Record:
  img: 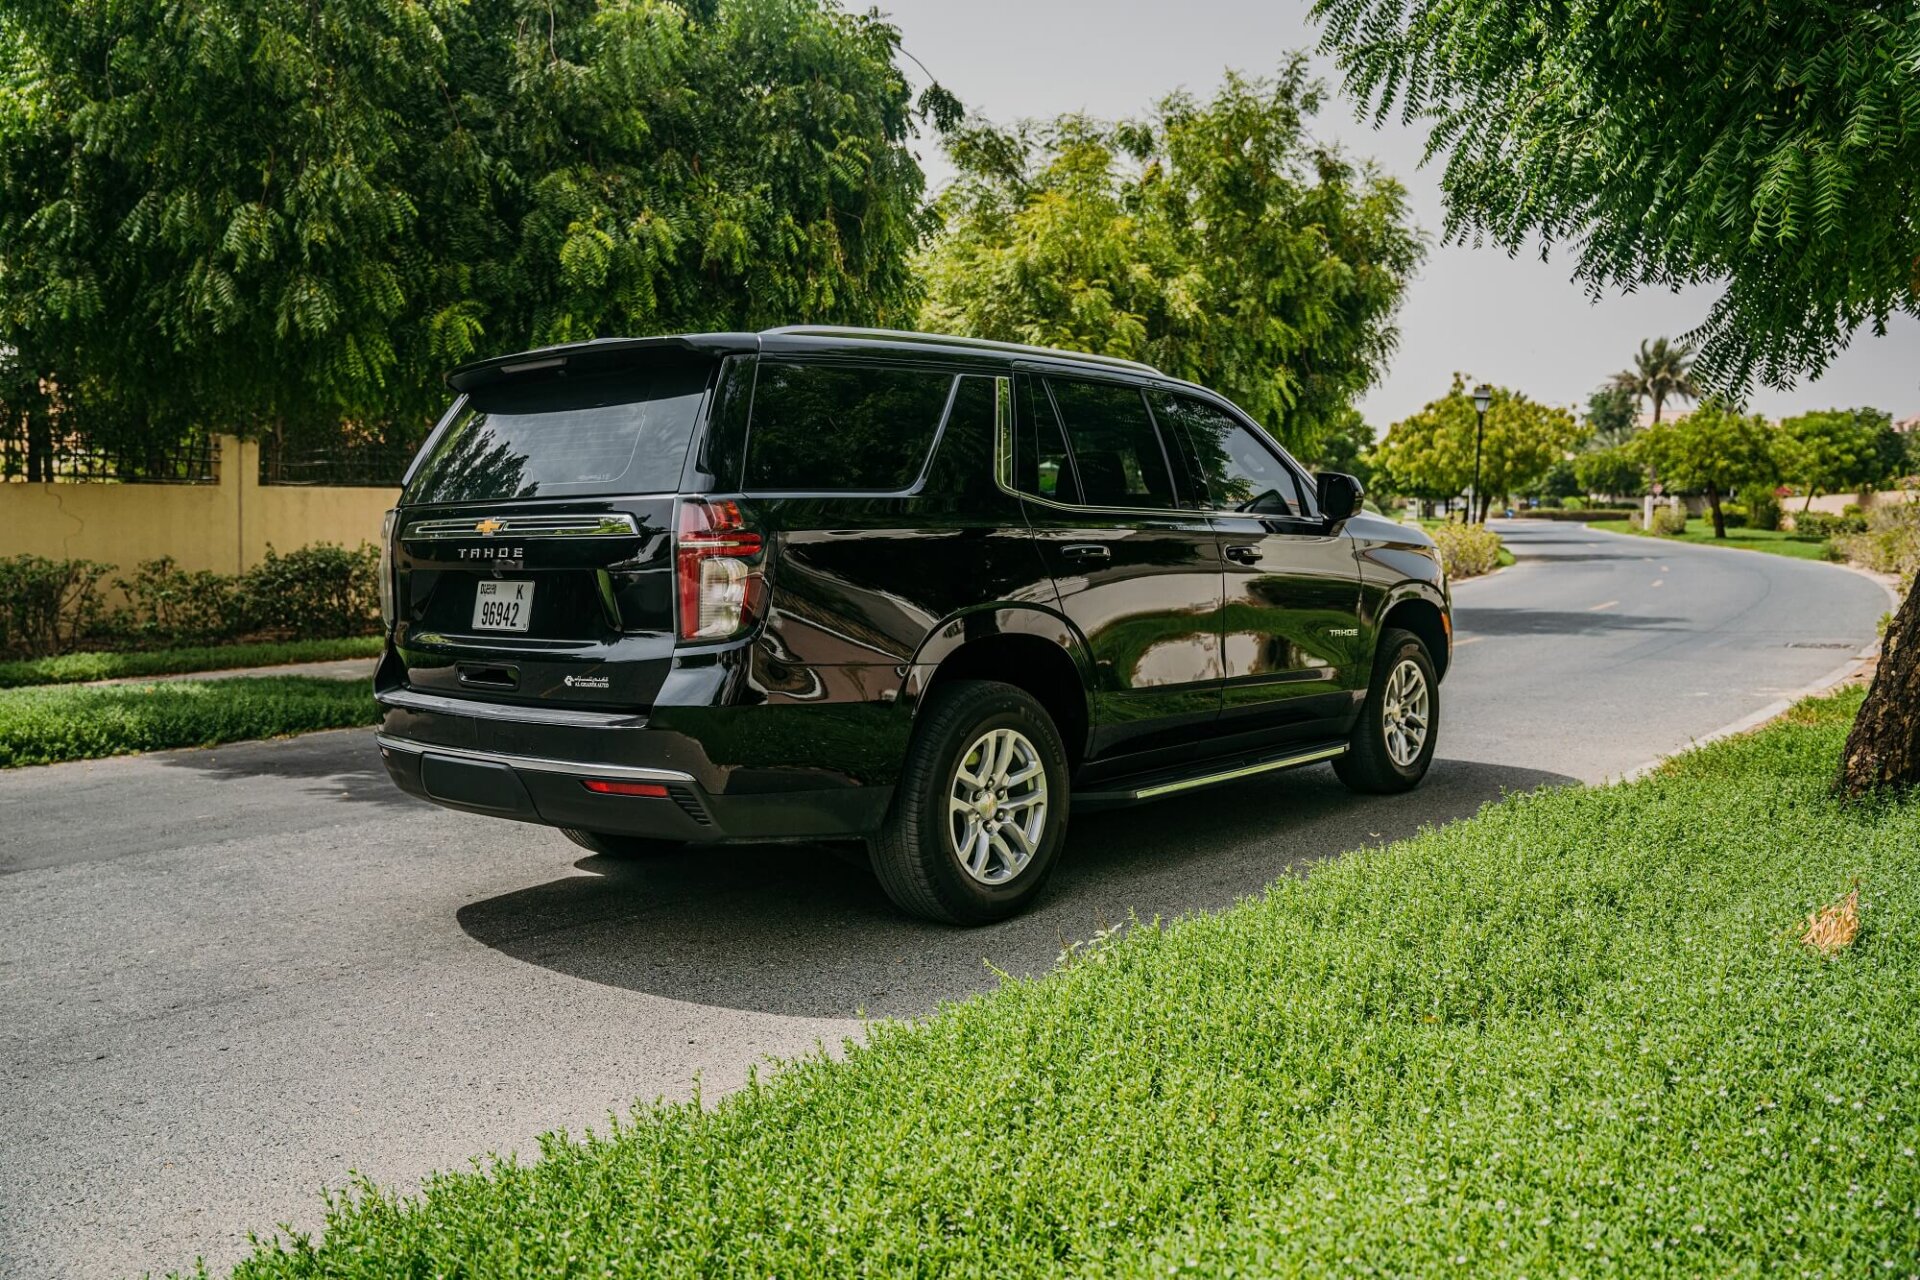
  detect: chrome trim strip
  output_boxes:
[403,513,642,540]
[376,686,647,728]
[1127,744,1347,801]
[376,733,695,784]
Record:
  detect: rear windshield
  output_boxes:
[406,364,711,504]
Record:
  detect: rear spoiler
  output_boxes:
[444,333,760,394]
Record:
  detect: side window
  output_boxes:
[1046,377,1180,510]
[1154,393,1307,517]
[920,374,1001,506]
[1012,374,1079,504]
[744,362,955,492]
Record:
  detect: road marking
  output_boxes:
[1661,565,1671,572]
[1651,579,1665,588]
[1589,599,1619,611]
[1454,635,1486,646]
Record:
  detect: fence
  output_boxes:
[0,435,399,579]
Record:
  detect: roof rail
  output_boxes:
[763,326,1163,376]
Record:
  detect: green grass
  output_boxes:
[0,676,377,768]
[210,687,1920,1278]
[1615,523,1837,561]
[0,636,382,689]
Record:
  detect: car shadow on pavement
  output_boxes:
[1454,607,1684,636]
[455,757,1577,1019]
[158,727,423,810]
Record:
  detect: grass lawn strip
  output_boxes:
[0,636,383,689]
[1612,523,1835,561]
[216,687,1919,1278]
[0,677,377,768]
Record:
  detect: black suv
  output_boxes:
[376,327,1451,923]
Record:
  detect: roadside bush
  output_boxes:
[114,557,249,647]
[1557,495,1588,510]
[1719,503,1750,529]
[1834,500,1920,592]
[1640,505,1688,536]
[1429,521,1503,577]
[1514,507,1631,522]
[1792,510,1868,537]
[242,543,381,639]
[0,556,112,659]
[1739,484,1783,531]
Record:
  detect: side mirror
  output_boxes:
[1315,471,1364,524]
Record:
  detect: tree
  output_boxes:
[0,0,932,457]
[1628,401,1781,539]
[1572,448,1645,500]
[1371,376,1584,521]
[1584,386,1638,450]
[1778,408,1905,511]
[1310,0,1920,795]
[919,62,1425,454]
[1298,406,1378,493]
[1609,338,1700,430]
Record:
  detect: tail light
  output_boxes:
[378,509,398,628]
[674,498,766,642]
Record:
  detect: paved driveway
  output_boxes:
[0,520,1890,1278]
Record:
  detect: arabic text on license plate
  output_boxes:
[472,579,533,632]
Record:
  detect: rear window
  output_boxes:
[744,362,955,492]
[406,364,711,504]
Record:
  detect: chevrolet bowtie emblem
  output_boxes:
[473,518,503,535]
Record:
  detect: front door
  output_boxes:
[1150,391,1363,743]
[1011,371,1224,757]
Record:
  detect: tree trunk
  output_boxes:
[1836,576,1920,796]
[1705,480,1727,537]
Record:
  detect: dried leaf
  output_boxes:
[1801,883,1860,956]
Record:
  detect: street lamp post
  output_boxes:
[1470,383,1493,523]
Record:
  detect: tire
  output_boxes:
[559,829,686,858]
[870,680,1071,925]
[1334,627,1439,795]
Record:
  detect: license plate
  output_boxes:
[471,579,534,632]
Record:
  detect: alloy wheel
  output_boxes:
[947,726,1048,885]
[1382,657,1430,767]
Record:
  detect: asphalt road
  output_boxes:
[0,521,1892,1279]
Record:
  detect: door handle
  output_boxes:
[1061,543,1111,561]
[1224,543,1263,564]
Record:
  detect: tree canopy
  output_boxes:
[918,62,1424,453]
[1628,400,1781,537]
[1312,0,1920,393]
[0,0,932,455]
[1370,375,1584,517]
[1777,408,1905,506]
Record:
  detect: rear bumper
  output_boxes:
[379,732,891,842]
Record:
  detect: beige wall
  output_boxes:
[0,435,398,577]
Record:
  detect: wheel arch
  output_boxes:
[906,604,1095,768]
[1377,584,1452,680]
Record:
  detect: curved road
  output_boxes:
[0,521,1890,1278]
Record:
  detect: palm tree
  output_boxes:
[1610,337,1700,428]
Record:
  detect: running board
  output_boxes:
[1076,742,1348,807]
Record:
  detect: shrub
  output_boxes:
[1834,500,1920,592]
[0,555,112,659]
[1739,484,1783,531]
[1718,503,1749,529]
[1429,521,1503,577]
[1643,505,1688,536]
[1557,495,1588,511]
[242,543,381,639]
[114,557,249,647]
[1792,510,1868,538]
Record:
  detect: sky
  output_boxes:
[876,0,1919,430]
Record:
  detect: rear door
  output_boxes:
[1012,370,1223,756]
[391,354,726,712]
[1151,390,1364,742]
